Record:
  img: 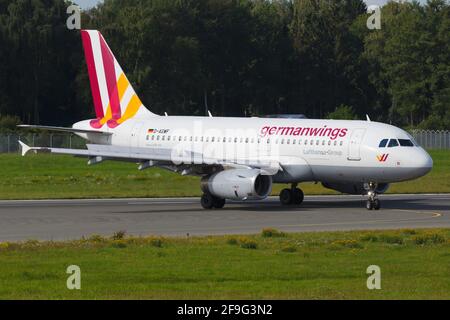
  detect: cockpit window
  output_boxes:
[398,139,414,147]
[388,139,399,148]
[406,133,419,147]
[379,139,388,148]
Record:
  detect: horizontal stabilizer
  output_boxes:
[18,141,176,163]
[18,125,112,136]
[19,141,33,156]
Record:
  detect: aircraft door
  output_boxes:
[347,128,366,161]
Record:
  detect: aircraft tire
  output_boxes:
[201,193,215,209]
[373,199,381,210]
[280,189,293,205]
[213,198,226,209]
[292,188,304,205]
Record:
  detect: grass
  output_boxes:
[0,149,448,200]
[0,229,448,299]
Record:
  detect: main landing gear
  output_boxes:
[279,184,304,206]
[201,193,226,209]
[365,182,381,211]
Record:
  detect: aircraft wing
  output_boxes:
[19,141,283,175]
[208,159,282,175]
[17,125,112,136]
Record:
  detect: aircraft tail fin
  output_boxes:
[81,30,158,129]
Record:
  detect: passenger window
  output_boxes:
[388,139,399,147]
[340,141,343,146]
[379,139,388,148]
[398,139,414,147]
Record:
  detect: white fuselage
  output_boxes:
[74,116,433,185]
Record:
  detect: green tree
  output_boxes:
[289,0,368,119]
[326,104,358,120]
[0,0,83,124]
[363,0,450,128]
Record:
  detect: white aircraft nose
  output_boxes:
[411,149,433,178]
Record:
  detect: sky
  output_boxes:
[74,0,102,10]
[74,0,427,10]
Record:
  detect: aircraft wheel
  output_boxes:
[201,193,214,209]
[366,200,374,211]
[373,199,381,210]
[280,189,293,205]
[213,198,226,209]
[292,188,304,205]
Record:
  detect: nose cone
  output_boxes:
[412,149,433,178]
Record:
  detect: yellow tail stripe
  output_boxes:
[117,73,129,100]
[99,73,130,124]
[117,94,143,124]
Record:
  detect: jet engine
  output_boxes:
[201,169,273,200]
[322,182,390,195]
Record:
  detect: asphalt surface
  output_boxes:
[0,194,449,241]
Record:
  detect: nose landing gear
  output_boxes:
[365,183,381,210]
[279,184,304,206]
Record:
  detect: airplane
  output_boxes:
[18,30,433,210]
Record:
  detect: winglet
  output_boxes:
[18,141,32,157]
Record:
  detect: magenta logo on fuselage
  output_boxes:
[260,126,348,140]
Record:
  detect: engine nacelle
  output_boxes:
[201,169,273,200]
[322,182,390,195]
